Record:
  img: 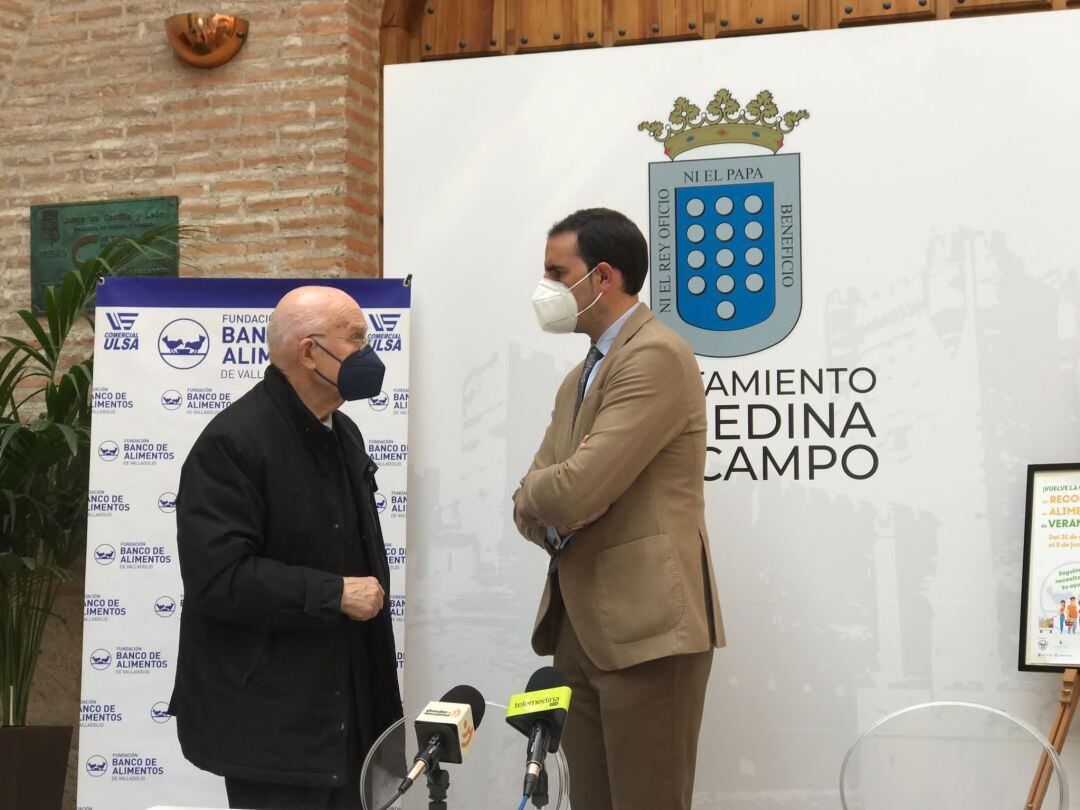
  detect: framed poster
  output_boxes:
[1020,464,1080,671]
[29,196,179,313]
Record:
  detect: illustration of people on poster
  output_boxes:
[1022,466,1080,669]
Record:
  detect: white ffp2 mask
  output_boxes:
[530,267,602,334]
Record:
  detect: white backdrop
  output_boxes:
[77,278,411,810]
[386,11,1080,807]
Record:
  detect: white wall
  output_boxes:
[387,12,1080,806]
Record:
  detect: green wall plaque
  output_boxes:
[29,196,179,313]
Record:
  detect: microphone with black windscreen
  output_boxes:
[505,666,572,798]
[374,684,486,810]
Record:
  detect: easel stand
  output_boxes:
[1026,668,1079,810]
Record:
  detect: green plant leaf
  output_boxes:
[43,286,62,349]
[0,220,194,727]
[0,422,26,460]
[0,336,49,369]
[53,423,79,456]
[0,550,36,575]
[16,311,56,366]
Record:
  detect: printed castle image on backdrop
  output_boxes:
[641,90,808,358]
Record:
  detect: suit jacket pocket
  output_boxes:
[594,533,684,644]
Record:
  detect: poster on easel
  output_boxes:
[1020,464,1080,671]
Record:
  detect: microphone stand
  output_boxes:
[530,769,549,808]
[425,761,449,810]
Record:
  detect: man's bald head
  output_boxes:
[267,286,363,370]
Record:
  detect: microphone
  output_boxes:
[395,685,486,796]
[505,666,572,798]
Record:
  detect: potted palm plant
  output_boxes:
[0,225,184,810]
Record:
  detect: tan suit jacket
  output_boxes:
[513,304,725,671]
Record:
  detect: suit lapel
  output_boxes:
[554,368,581,462]
[571,304,654,444]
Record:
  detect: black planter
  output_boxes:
[0,725,73,810]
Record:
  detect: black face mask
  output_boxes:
[310,339,386,401]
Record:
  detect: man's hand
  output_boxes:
[340,576,384,621]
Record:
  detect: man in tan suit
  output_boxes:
[513,208,724,810]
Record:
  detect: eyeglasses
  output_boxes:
[308,332,370,349]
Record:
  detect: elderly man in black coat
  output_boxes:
[169,285,403,809]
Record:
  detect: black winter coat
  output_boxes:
[168,364,402,786]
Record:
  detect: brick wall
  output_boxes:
[0,0,385,332]
[0,2,385,807]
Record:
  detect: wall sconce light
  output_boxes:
[166,13,249,69]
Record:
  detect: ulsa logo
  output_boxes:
[368,391,390,411]
[158,318,210,370]
[641,89,807,357]
[161,389,183,411]
[103,312,139,351]
[85,755,109,777]
[157,492,177,513]
[150,702,172,724]
[368,312,404,352]
[370,313,401,332]
[154,595,177,618]
[89,648,113,671]
[93,544,116,565]
[97,440,119,462]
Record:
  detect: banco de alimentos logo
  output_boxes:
[90,648,112,670]
[157,491,177,513]
[85,754,109,777]
[158,318,210,369]
[150,702,172,723]
[93,544,116,565]
[640,89,808,357]
[154,595,177,618]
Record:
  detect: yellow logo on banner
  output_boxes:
[505,686,572,717]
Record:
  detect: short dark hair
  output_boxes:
[548,208,648,295]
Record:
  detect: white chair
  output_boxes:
[840,701,1068,810]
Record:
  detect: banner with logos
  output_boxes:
[77,278,410,810]
[385,11,1080,803]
